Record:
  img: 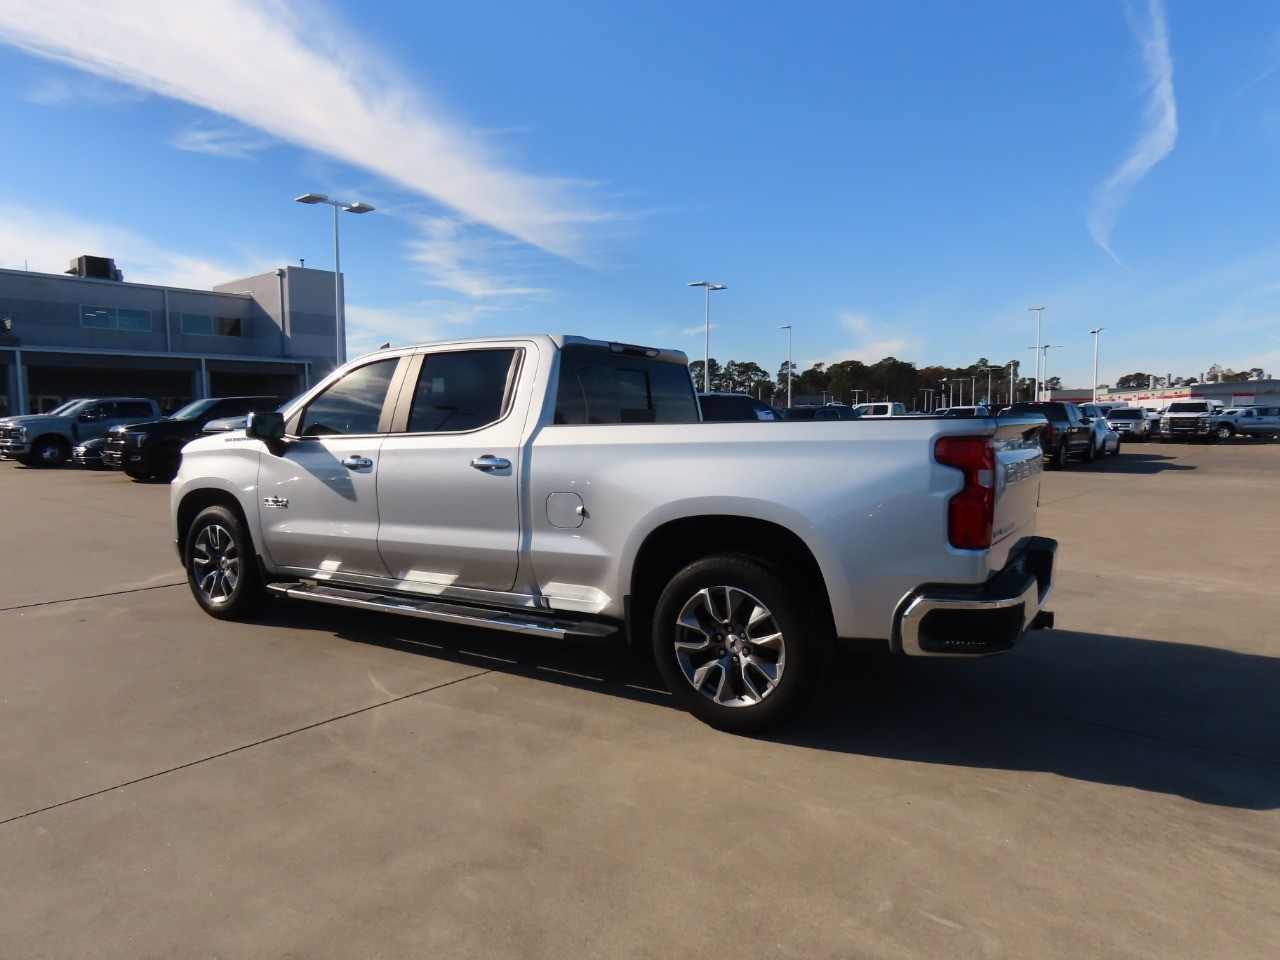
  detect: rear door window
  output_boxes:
[407,349,521,433]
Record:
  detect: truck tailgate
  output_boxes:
[989,417,1046,568]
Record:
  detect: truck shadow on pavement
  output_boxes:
[785,629,1280,810]
[1082,450,1197,474]
[263,603,1280,810]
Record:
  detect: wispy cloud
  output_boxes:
[344,301,504,359]
[0,0,607,262]
[1088,0,1178,262]
[0,203,269,289]
[834,310,915,363]
[403,216,548,299]
[23,72,145,106]
[171,121,275,160]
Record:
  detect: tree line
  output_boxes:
[689,356,1042,409]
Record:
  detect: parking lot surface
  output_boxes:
[2,441,1278,959]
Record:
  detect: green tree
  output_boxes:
[1115,372,1151,389]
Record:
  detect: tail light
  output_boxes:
[935,435,995,550]
[1041,423,1056,442]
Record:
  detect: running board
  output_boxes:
[266,580,619,641]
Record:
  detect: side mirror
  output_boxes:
[246,410,285,441]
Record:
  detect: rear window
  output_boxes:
[1002,402,1065,418]
[554,346,698,425]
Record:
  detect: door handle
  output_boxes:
[470,455,511,471]
[341,456,374,470]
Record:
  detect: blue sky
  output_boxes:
[1,0,1278,390]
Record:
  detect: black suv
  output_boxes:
[998,400,1092,469]
[105,396,281,481]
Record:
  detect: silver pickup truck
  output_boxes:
[171,335,1056,733]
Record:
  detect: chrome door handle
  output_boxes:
[470,455,511,471]
[341,456,373,470]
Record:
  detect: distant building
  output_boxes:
[0,256,343,415]
[1046,380,1280,409]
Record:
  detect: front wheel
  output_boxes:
[1110,438,1122,457]
[652,555,829,734]
[185,505,268,620]
[32,436,70,468]
[1083,436,1097,463]
[1213,424,1233,441]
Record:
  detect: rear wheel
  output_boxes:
[185,505,268,620]
[1083,435,1097,463]
[1110,437,1122,457]
[124,469,150,480]
[652,555,829,734]
[1048,443,1068,470]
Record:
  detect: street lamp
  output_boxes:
[295,192,376,367]
[778,324,792,408]
[940,377,949,409]
[1090,326,1106,402]
[688,280,727,392]
[1039,344,1062,398]
[1008,359,1017,402]
[1027,306,1044,400]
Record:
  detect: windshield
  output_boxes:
[45,400,86,416]
[1108,410,1142,420]
[169,399,219,421]
[1167,402,1209,413]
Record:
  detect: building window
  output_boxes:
[181,314,243,337]
[80,306,152,332]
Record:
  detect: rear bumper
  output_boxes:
[894,536,1057,657]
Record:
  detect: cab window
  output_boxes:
[297,358,399,437]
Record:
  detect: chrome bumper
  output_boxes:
[895,537,1057,657]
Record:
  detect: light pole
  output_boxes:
[1040,345,1062,399]
[296,193,375,367]
[920,388,934,411]
[1027,306,1044,400]
[940,378,949,409]
[1090,326,1106,402]
[1008,360,1017,402]
[778,324,792,408]
[688,281,727,392]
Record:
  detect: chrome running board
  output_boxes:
[266,580,619,641]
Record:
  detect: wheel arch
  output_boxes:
[626,515,834,647]
[175,488,254,562]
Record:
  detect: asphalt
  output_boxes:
[1,438,1278,959]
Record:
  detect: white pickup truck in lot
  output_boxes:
[171,335,1056,733]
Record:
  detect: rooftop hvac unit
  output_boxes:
[66,255,124,281]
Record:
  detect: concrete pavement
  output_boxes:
[1,441,1277,959]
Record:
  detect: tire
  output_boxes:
[31,435,70,468]
[154,444,183,482]
[124,469,150,481]
[1083,436,1097,463]
[652,555,829,734]
[185,505,268,620]
[1110,438,1122,457]
[1048,443,1068,470]
[1213,424,1233,441]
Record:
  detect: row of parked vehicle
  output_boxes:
[696,391,1278,472]
[0,395,281,480]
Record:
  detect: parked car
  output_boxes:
[1218,405,1280,439]
[1104,407,1151,441]
[71,436,110,470]
[697,393,782,422]
[782,404,859,421]
[0,398,162,467]
[171,334,1057,734]
[935,406,990,418]
[1159,399,1228,443]
[850,401,907,417]
[1086,417,1122,458]
[105,396,282,481]
[998,401,1093,469]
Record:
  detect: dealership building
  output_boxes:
[0,256,344,416]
